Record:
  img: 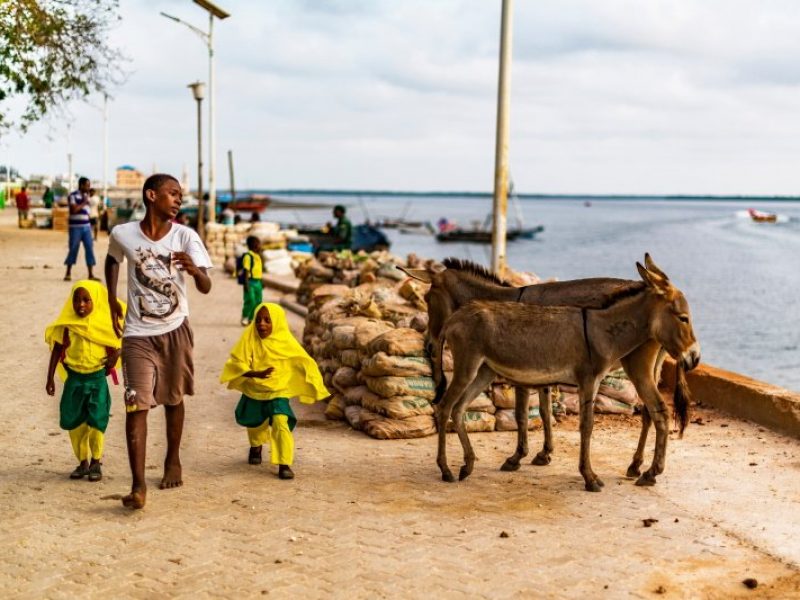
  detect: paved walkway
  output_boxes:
[1,211,799,599]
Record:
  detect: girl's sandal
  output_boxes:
[87,463,103,482]
[70,464,88,479]
[248,447,262,465]
[278,465,295,480]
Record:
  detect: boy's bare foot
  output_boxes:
[278,465,295,480]
[248,446,263,465]
[122,488,146,509]
[159,460,183,489]
[70,461,89,479]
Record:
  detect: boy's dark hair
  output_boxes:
[78,177,90,186]
[246,235,260,249]
[334,204,346,214]
[142,173,179,203]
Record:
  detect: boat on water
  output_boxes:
[748,208,777,223]
[295,224,391,254]
[436,225,544,243]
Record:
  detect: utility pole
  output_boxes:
[161,1,230,228]
[102,94,109,207]
[188,82,205,240]
[227,149,236,204]
[491,0,513,276]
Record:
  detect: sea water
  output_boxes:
[258,194,800,392]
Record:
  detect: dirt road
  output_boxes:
[1,210,798,599]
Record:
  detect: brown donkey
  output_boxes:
[434,258,700,491]
[400,256,669,478]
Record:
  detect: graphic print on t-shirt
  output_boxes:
[133,247,179,320]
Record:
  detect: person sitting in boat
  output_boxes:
[437,217,458,234]
[329,205,352,250]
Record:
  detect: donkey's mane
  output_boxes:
[441,258,513,287]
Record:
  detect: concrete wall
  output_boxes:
[661,361,800,439]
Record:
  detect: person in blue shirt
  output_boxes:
[64,177,99,282]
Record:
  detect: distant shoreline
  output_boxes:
[248,189,800,202]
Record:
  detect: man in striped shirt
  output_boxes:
[64,177,99,281]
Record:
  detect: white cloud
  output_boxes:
[7,0,800,194]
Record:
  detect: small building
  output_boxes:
[116,165,145,190]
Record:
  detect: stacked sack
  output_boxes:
[208,221,301,270]
[294,250,433,306]
[357,328,437,439]
[298,254,441,439]
[558,369,640,415]
[491,384,563,431]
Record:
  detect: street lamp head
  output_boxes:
[193,0,230,19]
[188,81,206,101]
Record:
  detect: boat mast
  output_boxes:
[491,0,513,276]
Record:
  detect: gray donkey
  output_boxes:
[400,255,671,479]
[433,257,700,492]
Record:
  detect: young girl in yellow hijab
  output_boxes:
[220,302,329,479]
[45,280,125,481]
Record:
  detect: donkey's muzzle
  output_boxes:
[681,346,701,371]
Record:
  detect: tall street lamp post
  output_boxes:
[188,81,205,240]
[161,0,229,229]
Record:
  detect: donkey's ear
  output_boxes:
[397,266,433,283]
[644,253,669,281]
[636,262,669,296]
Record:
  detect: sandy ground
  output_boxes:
[1,208,799,599]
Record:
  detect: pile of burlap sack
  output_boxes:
[296,251,642,439]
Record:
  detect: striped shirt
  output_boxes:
[67,190,90,227]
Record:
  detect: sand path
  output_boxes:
[1,209,798,599]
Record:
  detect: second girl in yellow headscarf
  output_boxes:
[220,302,329,479]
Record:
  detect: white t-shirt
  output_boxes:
[108,221,213,337]
[88,194,101,219]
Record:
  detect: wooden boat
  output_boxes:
[748,208,777,223]
[436,225,543,243]
[221,193,272,213]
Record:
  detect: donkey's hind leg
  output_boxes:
[501,387,530,471]
[532,387,554,466]
[454,365,497,481]
[626,405,651,478]
[435,360,485,483]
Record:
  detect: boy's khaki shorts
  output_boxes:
[122,319,194,412]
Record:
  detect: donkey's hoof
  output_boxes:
[595,478,605,488]
[441,471,456,483]
[531,453,551,466]
[500,459,521,472]
[626,464,642,478]
[584,480,603,493]
[635,472,657,487]
[458,465,473,481]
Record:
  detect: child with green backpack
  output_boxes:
[238,236,263,326]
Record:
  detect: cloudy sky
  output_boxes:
[7,0,800,195]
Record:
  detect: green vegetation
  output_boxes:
[0,0,124,131]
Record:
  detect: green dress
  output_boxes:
[234,396,297,431]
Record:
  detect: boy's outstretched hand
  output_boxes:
[248,367,274,379]
[109,297,124,338]
[105,349,121,371]
[172,251,211,293]
[172,251,200,276]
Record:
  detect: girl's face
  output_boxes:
[72,287,94,318]
[255,307,273,339]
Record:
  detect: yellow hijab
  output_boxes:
[220,302,329,403]
[45,280,126,379]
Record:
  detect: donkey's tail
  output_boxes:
[432,333,448,405]
[673,364,692,438]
